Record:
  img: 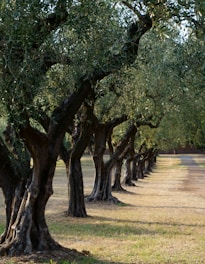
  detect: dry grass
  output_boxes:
[1,154,205,263]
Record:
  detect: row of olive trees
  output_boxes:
[84,27,205,202]
[0,0,204,257]
[0,0,153,255]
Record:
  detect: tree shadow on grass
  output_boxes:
[49,213,205,242]
[0,248,121,264]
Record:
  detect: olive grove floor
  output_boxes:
[0,154,205,263]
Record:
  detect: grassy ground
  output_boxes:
[0,154,205,263]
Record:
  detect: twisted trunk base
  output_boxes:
[112,159,126,192]
[67,157,87,217]
[0,178,63,256]
[86,162,121,204]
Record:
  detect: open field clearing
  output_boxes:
[0,154,205,263]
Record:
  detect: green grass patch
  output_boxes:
[45,256,106,264]
[0,224,5,234]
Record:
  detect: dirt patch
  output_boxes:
[178,155,205,197]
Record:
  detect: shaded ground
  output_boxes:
[179,155,205,197]
[0,154,205,263]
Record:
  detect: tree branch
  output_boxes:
[136,114,164,128]
[122,1,144,19]
[107,115,128,132]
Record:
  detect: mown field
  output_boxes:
[0,154,205,263]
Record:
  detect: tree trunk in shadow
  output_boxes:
[86,117,128,203]
[112,159,126,191]
[0,145,63,256]
[0,136,26,244]
[137,158,146,179]
[144,148,157,175]
[67,104,94,217]
[85,124,119,203]
[123,157,136,186]
[131,154,141,181]
[122,125,137,186]
[87,124,137,202]
[68,156,87,217]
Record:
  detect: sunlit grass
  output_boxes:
[48,214,205,263]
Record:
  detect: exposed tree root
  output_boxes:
[85,194,123,204]
[124,181,136,186]
[0,235,64,257]
[112,184,127,192]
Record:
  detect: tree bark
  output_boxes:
[123,126,137,186]
[144,148,157,175]
[123,156,136,186]
[112,158,126,191]
[131,154,140,181]
[68,156,87,217]
[137,156,146,179]
[0,138,22,243]
[0,126,62,255]
[67,104,94,217]
[85,124,108,201]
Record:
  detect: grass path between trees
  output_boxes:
[0,154,205,263]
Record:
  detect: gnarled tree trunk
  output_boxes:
[123,128,137,186]
[144,148,157,175]
[112,143,130,191]
[131,154,141,181]
[112,158,126,191]
[68,104,94,217]
[0,128,62,256]
[86,124,113,201]
[123,156,136,186]
[0,75,93,255]
[86,115,127,203]
[0,137,24,244]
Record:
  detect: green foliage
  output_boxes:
[0,0,204,156]
[63,1,124,77]
[0,2,201,118]
[0,0,125,125]
[0,1,48,123]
